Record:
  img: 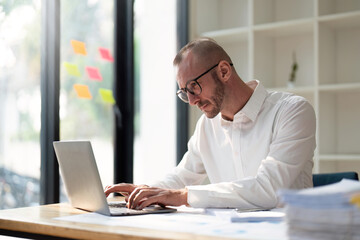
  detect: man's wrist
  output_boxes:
[182,188,189,206]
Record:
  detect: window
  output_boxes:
[133,0,177,184]
[0,0,183,208]
[60,0,115,200]
[0,1,41,209]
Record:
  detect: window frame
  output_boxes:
[40,0,60,204]
[176,0,189,164]
[113,0,134,184]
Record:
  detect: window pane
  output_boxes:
[133,0,177,184]
[60,0,114,201]
[0,1,41,209]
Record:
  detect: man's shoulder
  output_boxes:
[263,91,315,121]
[265,91,315,124]
[267,91,310,108]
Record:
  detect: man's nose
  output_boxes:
[187,93,200,106]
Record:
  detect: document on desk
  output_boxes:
[205,208,285,223]
[230,209,285,223]
[55,207,287,239]
[278,179,360,240]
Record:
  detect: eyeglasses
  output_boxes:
[176,62,233,103]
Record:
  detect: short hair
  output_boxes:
[173,37,232,66]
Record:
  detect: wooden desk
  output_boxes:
[0,202,228,240]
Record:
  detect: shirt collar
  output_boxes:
[239,80,267,122]
[221,80,268,125]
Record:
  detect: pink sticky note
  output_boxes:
[85,66,103,81]
[98,47,114,62]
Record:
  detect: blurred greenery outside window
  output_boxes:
[60,0,115,201]
[0,0,115,208]
[133,0,177,184]
[0,1,41,209]
[0,0,178,209]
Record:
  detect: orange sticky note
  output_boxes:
[71,40,87,55]
[73,84,92,99]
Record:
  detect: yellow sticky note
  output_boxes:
[64,62,81,77]
[73,84,92,99]
[71,40,87,55]
[350,193,360,208]
[99,88,115,104]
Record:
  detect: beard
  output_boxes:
[198,73,225,119]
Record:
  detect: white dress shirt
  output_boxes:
[152,80,316,209]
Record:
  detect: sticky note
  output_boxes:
[73,84,92,99]
[63,62,81,77]
[99,88,116,104]
[71,40,87,55]
[350,193,360,208]
[98,47,114,62]
[85,66,103,81]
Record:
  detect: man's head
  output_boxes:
[174,38,234,119]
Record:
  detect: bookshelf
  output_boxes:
[189,0,360,173]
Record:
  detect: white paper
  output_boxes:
[279,179,360,208]
[55,210,287,239]
[231,209,285,222]
[278,179,360,240]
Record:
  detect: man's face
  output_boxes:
[177,60,225,119]
[194,72,225,118]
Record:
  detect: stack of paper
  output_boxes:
[278,179,360,240]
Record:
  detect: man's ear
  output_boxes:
[217,60,232,82]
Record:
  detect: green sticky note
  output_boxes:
[64,62,81,77]
[99,88,115,104]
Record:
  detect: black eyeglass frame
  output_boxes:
[176,62,233,103]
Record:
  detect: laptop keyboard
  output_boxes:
[108,202,127,208]
[107,201,177,216]
[109,206,144,215]
[108,201,144,215]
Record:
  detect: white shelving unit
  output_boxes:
[189,0,360,173]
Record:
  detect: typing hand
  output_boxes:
[104,183,148,202]
[104,183,135,200]
[127,187,188,210]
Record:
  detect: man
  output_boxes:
[105,37,316,210]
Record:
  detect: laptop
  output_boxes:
[53,140,176,216]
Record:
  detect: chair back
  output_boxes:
[313,171,359,187]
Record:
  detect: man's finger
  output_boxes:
[137,195,163,209]
[128,187,155,209]
[104,183,135,197]
[127,187,142,209]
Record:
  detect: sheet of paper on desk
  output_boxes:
[205,208,285,222]
[231,210,285,222]
[55,208,287,239]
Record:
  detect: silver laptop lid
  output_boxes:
[53,140,111,216]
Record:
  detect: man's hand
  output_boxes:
[104,183,147,201]
[127,187,188,210]
[104,184,188,209]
